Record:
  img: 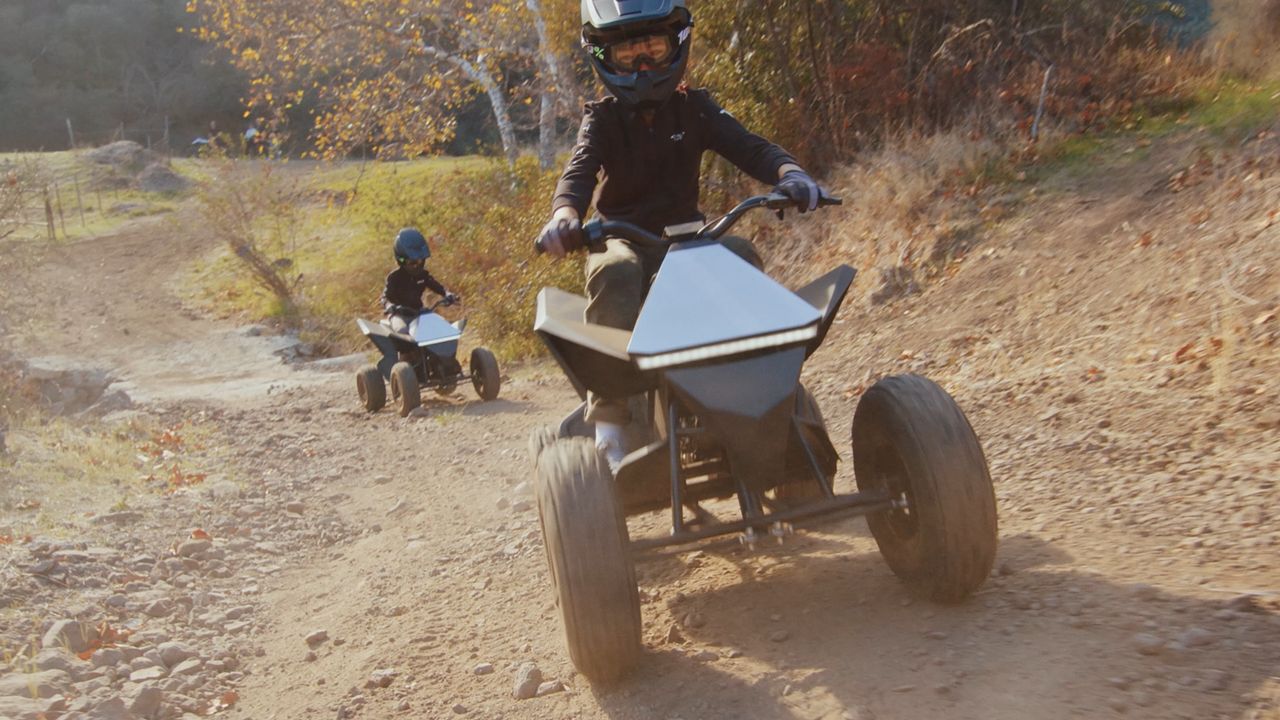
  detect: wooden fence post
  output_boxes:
[67,118,76,149]
[44,188,56,242]
[53,180,67,239]
[74,173,86,227]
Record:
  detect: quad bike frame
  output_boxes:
[530,194,998,684]
[355,299,501,415]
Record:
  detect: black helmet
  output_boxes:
[393,228,430,264]
[581,0,692,109]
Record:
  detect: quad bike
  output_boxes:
[354,298,501,416]
[528,193,998,683]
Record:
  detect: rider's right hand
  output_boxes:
[537,211,583,258]
[773,168,822,213]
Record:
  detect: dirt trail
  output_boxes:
[1,130,1277,720]
[5,214,335,404]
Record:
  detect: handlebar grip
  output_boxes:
[819,195,842,207]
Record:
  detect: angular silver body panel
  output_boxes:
[626,242,822,357]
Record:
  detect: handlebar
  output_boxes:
[534,192,841,255]
[424,297,459,313]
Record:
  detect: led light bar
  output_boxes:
[634,325,818,370]
[422,334,462,346]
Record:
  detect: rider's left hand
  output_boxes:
[773,168,822,213]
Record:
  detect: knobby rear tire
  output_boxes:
[471,347,501,402]
[852,374,997,602]
[356,365,386,413]
[390,361,420,417]
[535,438,641,683]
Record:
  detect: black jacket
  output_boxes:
[553,88,797,235]
[382,266,447,316]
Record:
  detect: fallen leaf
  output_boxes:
[1137,231,1154,247]
[191,528,212,541]
[205,690,239,713]
[0,535,12,545]
[1173,341,1197,363]
[1188,208,1212,225]
[102,621,128,643]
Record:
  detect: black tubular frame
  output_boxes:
[636,387,899,555]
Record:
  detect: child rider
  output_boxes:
[536,0,829,470]
[382,228,458,334]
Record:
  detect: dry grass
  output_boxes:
[0,150,190,243]
[1207,0,1280,75]
[0,415,216,541]
[760,127,1005,304]
[188,156,582,359]
[753,73,1279,334]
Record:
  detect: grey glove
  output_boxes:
[537,215,583,258]
[774,169,821,213]
[444,292,460,305]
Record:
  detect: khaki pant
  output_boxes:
[584,235,762,424]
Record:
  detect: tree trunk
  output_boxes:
[537,93,556,170]
[422,44,519,166]
[526,0,565,170]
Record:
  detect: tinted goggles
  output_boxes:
[603,32,678,72]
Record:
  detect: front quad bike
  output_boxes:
[529,193,998,683]
[354,299,501,416]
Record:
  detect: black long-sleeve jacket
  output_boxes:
[382,267,447,316]
[552,88,797,235]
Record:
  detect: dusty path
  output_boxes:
[1,130,1277,720]
[6,214,333,404]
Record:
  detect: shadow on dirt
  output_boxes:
[592,645,812,719]
[402,397,533,419]
[594,529,1277,720]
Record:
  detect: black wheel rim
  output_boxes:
[871,438,918,539]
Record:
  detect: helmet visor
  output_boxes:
[604,32,676,72]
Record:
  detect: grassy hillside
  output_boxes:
[182,72,1278,364]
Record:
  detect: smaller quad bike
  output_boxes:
[529,192,998,684]
[354,298,501,416]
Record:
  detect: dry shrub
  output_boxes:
[694,0,1208,168]
[0,159,46,241]
[299,158,581,359]
[1207,0,1280,74]
[763,128,1003,304]
[194,161,306,324]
